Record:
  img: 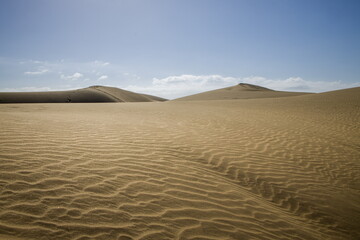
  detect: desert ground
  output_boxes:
[0,85,359,240]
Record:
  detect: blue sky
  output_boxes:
[0,0,359,98]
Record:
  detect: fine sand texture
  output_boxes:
[0,87,359,240]
[174,83,311,101]
[0,86,167,103]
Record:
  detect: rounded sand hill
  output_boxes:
[174,83,311,101]
[0,86,167,103]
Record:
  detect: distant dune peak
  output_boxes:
[88,85,103,88]
[238,83,272,91]
[174,83,311,101]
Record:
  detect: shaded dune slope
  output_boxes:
[174,83,311,101]
[0,87,359,240]
[0,86,167,103]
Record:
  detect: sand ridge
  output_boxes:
[174,83,311,101]
[0,86,167,103]
[0,87,359,240]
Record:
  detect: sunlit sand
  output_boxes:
[0,85,359,240]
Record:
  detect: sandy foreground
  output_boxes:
[0,88,359,240]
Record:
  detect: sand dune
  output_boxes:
[0,86,167,103]
[0,86,359,240]
[174,83,311,101]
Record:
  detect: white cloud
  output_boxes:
[98,75,108,80]
[241,76,360,92]
[152,74,237,85]
[61,72,83,81]
[0,85,77,92]
[24,69,49,75]
[125,75,237,99]
[20,60,47,64]
[124,74,360,99]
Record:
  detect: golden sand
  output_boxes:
[0,87,359,240]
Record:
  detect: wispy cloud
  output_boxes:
[1,57,132,90]
[93,60,110,66]
[0,86,53,92]
[124,74,360,99]
[61,72,84,81]
[98,75,108,80]
[24,69,49,75]
[240,76,360,92]
[20,60,47,65]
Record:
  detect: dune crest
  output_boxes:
[0,86,167,103]
[174,83,311,101]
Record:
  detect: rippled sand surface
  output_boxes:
[0,88,359,240]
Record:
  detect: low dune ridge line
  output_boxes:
[0,83,312,103]
[0,85,167,103]
[174,83,312,101]
[0,85,359,240]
